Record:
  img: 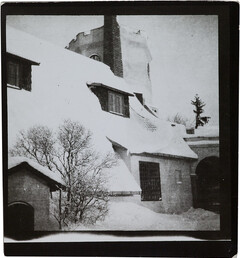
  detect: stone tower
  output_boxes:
[67,15,153,104]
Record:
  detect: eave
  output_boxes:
[7,52,40,66]
[87,82,134,96]
[130,152,198,161]
[8,162,65,191]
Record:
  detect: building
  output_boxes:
[7,157,65,237]
[67,16,153,107]
[6,24,198,225]
[184,126,220,212]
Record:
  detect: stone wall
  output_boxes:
[67,26,104,61]
[187,143,219,208]
[130,154,193,214]
[67,16,152,104]
[8,168,58,230]
[188,144,219,175]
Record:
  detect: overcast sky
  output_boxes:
[7,15,218,126]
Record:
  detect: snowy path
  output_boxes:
[73,202,220,231]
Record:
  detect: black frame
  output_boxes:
[1,1,238,257]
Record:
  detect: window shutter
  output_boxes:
[108,92,114,112]
[115,95,120,113]
[7,61,19,86]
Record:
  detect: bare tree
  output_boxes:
[10,120,117,228]
[167,113,189,126]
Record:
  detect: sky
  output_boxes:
[7,15,218,126]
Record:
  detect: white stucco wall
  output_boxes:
[120,26,152,104]
[130,154,193,214]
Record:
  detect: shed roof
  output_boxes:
[8,157,65,188]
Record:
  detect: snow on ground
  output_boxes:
[4,202,220,243]
[72,202,220,231]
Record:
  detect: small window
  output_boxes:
[90,54,101,61]
[139,161,161,201]
[108,91,124,115]
[175,170,182,184]
[147,63,150,78]
[7,61,20,87]
[7,53,39,91]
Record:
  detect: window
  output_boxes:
[90,54,101,61]
[175,170,182,184]
[7,61,20,87]
[108,91,124,115]
[139,161,161,201]
[7,53,39,91]
[147,63,150,78]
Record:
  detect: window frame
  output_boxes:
[6,53,39,92]
[108,91,124,115]
[139,161,162,201]
[89,54,101,61]
[7,60,20,88]
[175,169,183,184]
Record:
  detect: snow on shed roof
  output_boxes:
[8,156,65,186]
[87,81,134,96]
[184,125,219,138]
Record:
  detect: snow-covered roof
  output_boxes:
[8,156,65,186]
[104,159,141,192]
[184,125,219,138]
[187,140,219,146]
[87,81,134,96]
[7,52,40,66]
[102,97,197,159]
[7,25,197,194]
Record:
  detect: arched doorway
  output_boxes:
[7,202,34,239]
[195,156,220,212]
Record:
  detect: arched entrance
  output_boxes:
[195,156,220,212]
[7,202,34,239]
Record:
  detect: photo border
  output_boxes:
[2,1,238,256]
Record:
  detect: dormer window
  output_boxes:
[7,53,39,91]
[108,91,124,115]
[87,82,134,118]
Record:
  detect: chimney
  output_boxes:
[103,16,123,77]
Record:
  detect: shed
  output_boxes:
[7,157,64,238]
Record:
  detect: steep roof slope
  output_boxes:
[7,26,197,173]
[7,26,141,192]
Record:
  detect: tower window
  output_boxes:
[90,54,101,62]
[108,91,124,115]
